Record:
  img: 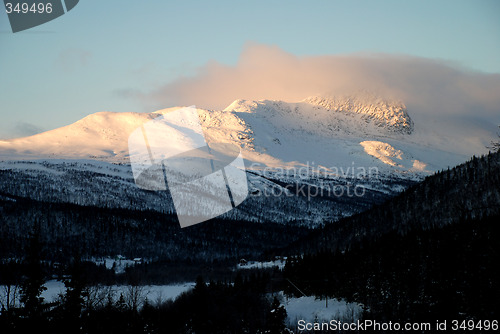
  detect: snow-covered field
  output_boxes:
[3,283,362,326]
[1,281,195,310]
[236,258,287,270]
[42,280,194,304]
[277,292,363,328]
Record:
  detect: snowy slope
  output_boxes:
[218,96,471,175]
[0,111,158,160]
[283,293,362,327]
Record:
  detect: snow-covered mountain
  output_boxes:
[303,94,414,134]
[0,94,487,226]
[0,95,475,174]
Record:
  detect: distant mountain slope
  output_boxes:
[221,96,463,174]
[0,110,169,161]
[303,93,414,134]
[0,159,412,227]
[0,192,311,261]
[285,150,500,254]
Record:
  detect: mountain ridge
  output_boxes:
[303,94,414,134]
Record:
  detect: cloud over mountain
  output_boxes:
[146,43,500,129]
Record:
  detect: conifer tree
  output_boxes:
[19,227,46,320]
[488,125,500,152]
[267,296,288,334]
[63,252,86,333]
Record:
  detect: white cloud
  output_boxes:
[144,43,499,124]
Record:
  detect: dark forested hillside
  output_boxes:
[282,151,500,322]
[0,161,410,228]
[285,151,500,254]
[0,193,309,263]
[1,151,498,331]
[284,214,500,321]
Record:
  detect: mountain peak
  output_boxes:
[303,94,414,135]
[223,94,414,139]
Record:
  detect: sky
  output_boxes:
[0,0,499,139]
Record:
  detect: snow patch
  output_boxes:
[412,159,427,171]
[360,140,405,167]
[236,258,287,270]
[278,292,363,327]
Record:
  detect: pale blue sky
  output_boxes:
[1,0,499,139]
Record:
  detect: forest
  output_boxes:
[0,151,498,332]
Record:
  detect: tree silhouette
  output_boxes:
[488,125,500,152]
[19,226,47,329]
[62,252,86,333]
[267,296,288,334]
